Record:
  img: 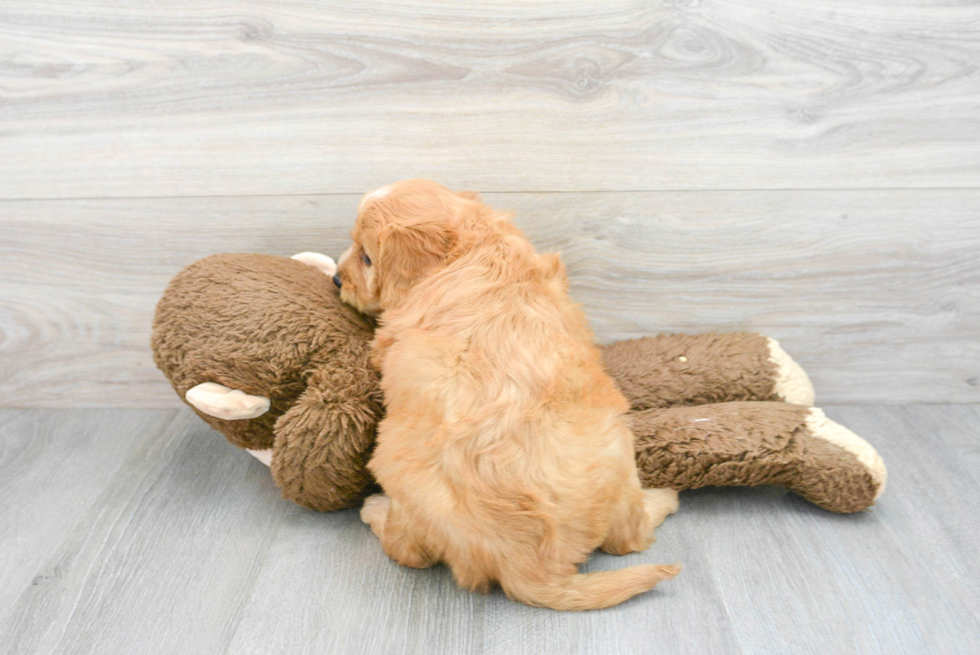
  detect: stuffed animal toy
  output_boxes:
[152,253,886,514]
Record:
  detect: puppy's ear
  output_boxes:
[455,190,482,202]
[377,221,456,309]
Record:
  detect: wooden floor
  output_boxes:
[1,405,977,655]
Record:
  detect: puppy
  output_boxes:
[336,180,679,610]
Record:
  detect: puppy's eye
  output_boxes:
[362,253,372,266]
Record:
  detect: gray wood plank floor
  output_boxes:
[2,406,977,655]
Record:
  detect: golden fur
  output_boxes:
[337,179,679,610]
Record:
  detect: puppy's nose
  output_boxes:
[332,274,342,289]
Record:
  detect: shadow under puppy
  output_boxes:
[335,179,680,611]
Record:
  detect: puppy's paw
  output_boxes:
[644,488,679,542]
[360,493,391,537]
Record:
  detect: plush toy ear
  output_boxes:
[185,382,270,420]
[290,252,337,278]
[377,221,456,309]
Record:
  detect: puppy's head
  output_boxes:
[336,179,475,315]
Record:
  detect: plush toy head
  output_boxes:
[152,253,886,514]
[152,253,382,511]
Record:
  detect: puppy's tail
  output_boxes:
[500,563,681,611]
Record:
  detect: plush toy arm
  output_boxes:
[629,402,887,513]
[602,333,815,410]
[270,366,383,512]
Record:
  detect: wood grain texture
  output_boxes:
[1,406,978,654]
[1,0,979,198]
[0,409,292,655]
[1,190,977,407]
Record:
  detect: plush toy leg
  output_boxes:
[185,382,271,420]
[602,333,815,409]
[270,366,383,512]
[629,402,886,513]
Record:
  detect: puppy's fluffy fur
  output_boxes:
[337,180,679,610]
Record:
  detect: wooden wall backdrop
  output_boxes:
[0,0,978,406]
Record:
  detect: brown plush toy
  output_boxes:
[152,253,886,514]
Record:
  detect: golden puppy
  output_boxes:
[336,180,679,610]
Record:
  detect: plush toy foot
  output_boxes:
[767,338,815,405]
[804,408,887,499]
[185,382,271,420]
[291,252,337,278]
[631,402,887,513]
